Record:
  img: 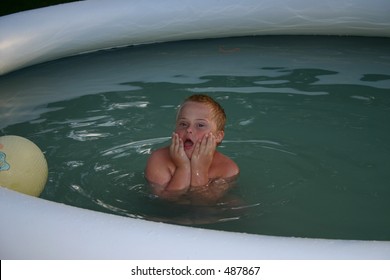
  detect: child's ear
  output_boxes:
[215,130,225,144]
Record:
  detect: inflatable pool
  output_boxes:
[1,0,390,259]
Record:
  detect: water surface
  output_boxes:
[1,36,390,240]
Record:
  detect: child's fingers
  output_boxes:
[194,139,201,156]
[200,132,215,154]
[208,132,216,147]
[178,138,184,152]
[171,133,186,156]
[170,133,179,153]
[199,134,208,153]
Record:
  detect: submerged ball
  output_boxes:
[0,135,48,196]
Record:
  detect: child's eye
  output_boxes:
[178,122,188,128]
[197,123,206,128]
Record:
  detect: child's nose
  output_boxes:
[186,125,193,134]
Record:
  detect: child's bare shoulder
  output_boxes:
[146,148,171,172]
[148,146,169,160]
[213,152,239,178]
[145,147,173,185]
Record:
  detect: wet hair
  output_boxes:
[182,94,226,131]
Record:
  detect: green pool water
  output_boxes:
[1,36,389,240]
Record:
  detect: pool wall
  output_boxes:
[1,0,390,75]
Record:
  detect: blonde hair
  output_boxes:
[182,94,226,131]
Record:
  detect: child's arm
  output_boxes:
[145,133,191,201]
[163,133,191,197]
[188,133,239,203]
[190,132,216,187]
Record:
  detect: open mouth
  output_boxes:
[183,139,194,150]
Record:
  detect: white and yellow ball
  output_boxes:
[0,135,48,197]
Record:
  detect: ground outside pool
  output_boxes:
[1,35,389,241]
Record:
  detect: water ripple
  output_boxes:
[101,137,170,157]
[67,130,111,141]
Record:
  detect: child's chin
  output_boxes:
[185,150,193,159]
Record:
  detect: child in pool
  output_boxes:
[145,94,239,205]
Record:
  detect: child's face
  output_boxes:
[175,101,224,158]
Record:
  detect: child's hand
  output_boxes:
[190,132,216,184]
[169,132,190,168]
